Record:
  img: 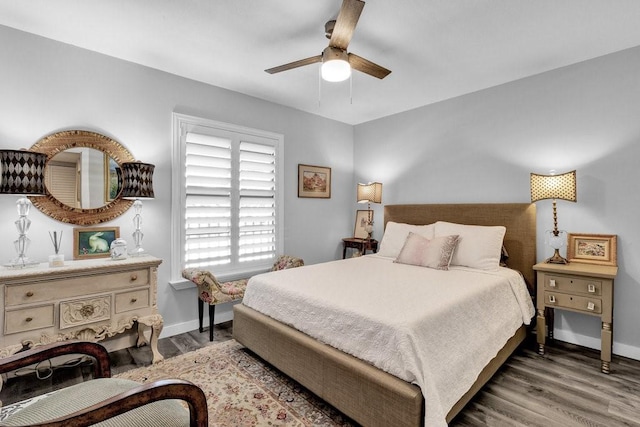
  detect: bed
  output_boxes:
[233,203,536,427]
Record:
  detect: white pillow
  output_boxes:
[395,232,460,270]
[434,221,506,271]
[378,221,435,258]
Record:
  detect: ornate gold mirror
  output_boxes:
[28,130,135,225]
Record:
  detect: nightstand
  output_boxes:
[534,262,618,373]
[342,238,378,259]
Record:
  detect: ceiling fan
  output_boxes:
[265,0,391,82]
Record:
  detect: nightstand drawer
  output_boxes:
[544,274,602,296]
[544,291,602,314]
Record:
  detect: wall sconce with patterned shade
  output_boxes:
[357,182,382,239]
[530,170,577,264]
[121,161,155,257]
[0,149,47,268]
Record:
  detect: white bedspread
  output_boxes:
[242,255,535,427]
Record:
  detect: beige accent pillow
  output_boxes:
[378,221,435,258]
[394,232,460,270]
[435,221,506,271]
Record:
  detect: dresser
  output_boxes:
[0,256,163,363]
[534,262,617,373]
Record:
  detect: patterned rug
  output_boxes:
[115,340,355,426]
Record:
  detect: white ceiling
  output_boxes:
[2,1,640,125]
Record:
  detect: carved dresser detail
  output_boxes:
[0,256,163,362]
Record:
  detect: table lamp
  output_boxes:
[357,182,382,239]
[121,161,155,257]
[530,170,576,264]
[0,149,47,268]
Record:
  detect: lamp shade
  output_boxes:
[0,149,47,195]
[530,170,576,203]
[121,161,155,199]
[357,182,382,204]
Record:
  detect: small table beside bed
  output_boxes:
[233,203,537,427]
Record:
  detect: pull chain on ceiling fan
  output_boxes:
[265,0,391,82]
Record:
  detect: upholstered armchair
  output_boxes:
[0,341,207,427]
[183,255,304,341]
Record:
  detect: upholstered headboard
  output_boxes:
[384,204,537,290]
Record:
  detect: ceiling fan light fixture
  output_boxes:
[321,47,351,82]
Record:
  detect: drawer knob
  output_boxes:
[588,284,596,293]
[549,295,556,303]
[549,279,556,287]
[130,298,138,303]
[25,317,33,322]
[587,302,595,311]
[80,304,95,318]
[131,274,138,282]
[26,291,34,297]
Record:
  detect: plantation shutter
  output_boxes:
[182,129,278,275]
[238,141,276,262]
[184,132,233,269]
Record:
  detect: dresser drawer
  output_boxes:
[5,269,149,306]
[115,288,150,313]
[59,295,111,330]
[544,291,602,314]
[544,274,602,296]
[5,304,55,334]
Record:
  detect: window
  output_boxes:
[171,113,283,282]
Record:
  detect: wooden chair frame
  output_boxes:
[0,341,208,427]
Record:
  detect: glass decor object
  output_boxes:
[48,230,64,267]
[356,182,383,239]
[530,170,577,264]
[110,237,128,260]
[121,161,155,257]
[0,149,47,268]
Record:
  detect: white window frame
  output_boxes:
[170,112,284,286]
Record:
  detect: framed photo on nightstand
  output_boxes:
[567,233,617,266]
[354,210,372,239]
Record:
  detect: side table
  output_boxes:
[342,238,378,259]
[534,262,617,373]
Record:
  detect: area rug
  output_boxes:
[115,340,355,427]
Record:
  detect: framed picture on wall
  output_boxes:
[298,164,331,198]
[567,233,617,266]
[354,210,373,239]
[73,226,120,260]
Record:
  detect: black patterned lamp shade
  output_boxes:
[121,161,155,199]
[0,149,47,195]
[530,170,577,203]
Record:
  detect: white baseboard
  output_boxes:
[553,329,640,361]
[160,304,235,338]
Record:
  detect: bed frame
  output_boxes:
[233,203,536,427]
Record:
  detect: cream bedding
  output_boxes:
[242,254,535,427]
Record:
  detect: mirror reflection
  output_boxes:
[46,148,122,210]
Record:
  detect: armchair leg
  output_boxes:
[198,298,204,333]
[209,305,215,342]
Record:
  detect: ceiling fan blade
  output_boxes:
[265,55,322,74]
[348,53,391,79]
[330,0,365,50]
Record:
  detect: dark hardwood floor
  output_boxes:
[2,323,640,426]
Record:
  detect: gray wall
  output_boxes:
[355,46,640,360]
[0,26,354,336]
[3,24,640,361]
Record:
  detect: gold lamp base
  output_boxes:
[545,248,569,264]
